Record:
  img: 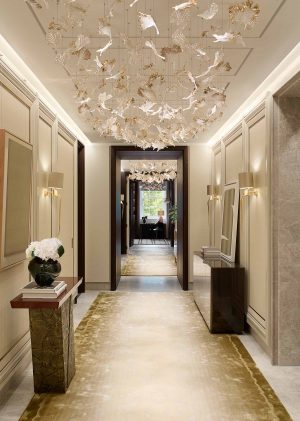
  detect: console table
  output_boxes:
[10,276,82,393]
[193,252,245,333]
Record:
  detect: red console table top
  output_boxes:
[10,277,83,309]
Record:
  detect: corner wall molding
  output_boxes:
[247,308,267,339]
[58,121,77,145]
[0,60,36,103]
[39,100,56,123]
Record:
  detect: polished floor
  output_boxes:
[19,292,290,421]
[121,245,177,276]
[1,287,300,420]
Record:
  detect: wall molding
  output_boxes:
[210,98,272,352]
[0,332,31,396]
[58,121,77,145]
[39,100,56,124]
[247,309,269,354]
[223,123,243,147]
[212,141,221,155]
[0,60,36,104]
[244,102,271,350]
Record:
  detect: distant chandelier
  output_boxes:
[31,0,260,149]
[129,160,177,183]
[140,182,167,191]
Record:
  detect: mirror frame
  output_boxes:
[220,182,239,262]
[0,130,33,269]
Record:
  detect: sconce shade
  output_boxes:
[207,185,214,196]
[157,210,164,216]
[207,185,220,196]
[214,185,220,196]
[239,172,254,189]
[48,172,64,189]
[120,194,125,201]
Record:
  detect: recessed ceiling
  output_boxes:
[0,0,299,144]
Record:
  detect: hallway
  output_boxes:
[20,292,290,421]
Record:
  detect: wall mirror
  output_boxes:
[220,182,239,262]
[0,130,33,269]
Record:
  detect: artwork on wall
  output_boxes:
[0,130,33,269]
[220,182,239,262]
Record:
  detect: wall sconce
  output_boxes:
[207,185,220,201]
[238,172,258,197]
[120,194,125,203]
[44,172,64,197]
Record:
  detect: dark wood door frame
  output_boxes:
[77,141,85,293]
[110,146,189,291]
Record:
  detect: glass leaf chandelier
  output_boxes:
[32,0,260,149]
[128,160,177,183]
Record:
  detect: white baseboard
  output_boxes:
[86,282,110,291]
[247,308,270,353]
[0,332,32,402]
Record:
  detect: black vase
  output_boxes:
[28,257,61,287]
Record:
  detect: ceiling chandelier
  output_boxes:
[128,160,177,183]
[139,182,167,191]
[30,0,260,149]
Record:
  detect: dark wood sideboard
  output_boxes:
[193,252,245,334]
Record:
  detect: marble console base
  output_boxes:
[29,297,75,393]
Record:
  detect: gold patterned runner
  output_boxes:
[121,254,177,276]
[21,292,291,421]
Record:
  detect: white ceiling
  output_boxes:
[0,0,299,143]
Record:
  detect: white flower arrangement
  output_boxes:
[26,238,64,262]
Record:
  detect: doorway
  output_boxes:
[122,168,177,278]
[77,140,85,293]
[110,146,188,291]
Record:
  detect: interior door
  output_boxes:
[111,150,121,290]
[176,153,188,290]
[77,141,85,292]
[129,180,136,246]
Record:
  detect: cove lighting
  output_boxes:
[0,35,91,146]
[208,42,300,147]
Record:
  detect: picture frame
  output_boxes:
[0,130,33,269]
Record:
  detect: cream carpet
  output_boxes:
[21,292,291,421]
[122,245,177,276]
[122,254,177,276]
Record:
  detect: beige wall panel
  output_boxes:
[37,118,52,240]
[56,134,74,277]
[248,115,268,320]
[225,134,243,184]
[85,144,110,284]
[0,263,29,358]
[189,144,210,281]
[1,86,30,142]
[214,150,222,248]
[0,86,31,364]
[214,151,222,186]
